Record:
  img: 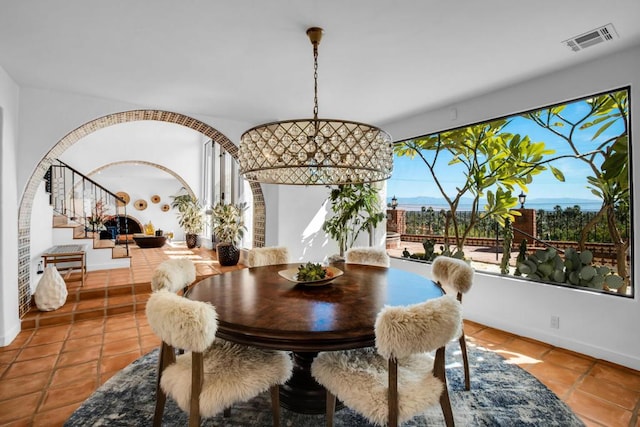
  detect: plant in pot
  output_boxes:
[210,202,247,266]
[322,183,386,259]
[87,199,112,238]
[171,194,204,249]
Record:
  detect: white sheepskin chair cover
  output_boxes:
[375,295,462,359]
[151,258,196,293]
[246,246,289,267]
[146,290,293,419]
[312,295,462,426]
[161,340,293,417]
[345,247,391,268]
[146,290,217,352]
[431,256,474,295]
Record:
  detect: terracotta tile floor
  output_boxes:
[1,244,639,426]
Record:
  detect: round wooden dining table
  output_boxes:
[186,261,443,414]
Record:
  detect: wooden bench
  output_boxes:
[42,244,86,287]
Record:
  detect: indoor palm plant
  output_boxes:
[210,201,247,266]
[171,194,204,248]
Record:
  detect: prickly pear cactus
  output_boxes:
[514,239,528,277]
[516,247,623,291]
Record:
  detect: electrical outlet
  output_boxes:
[550,316,560,329]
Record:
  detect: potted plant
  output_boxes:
[211,201,247,266]
[87,199,111,237]
[171,194,204,248]
[322,183,386,258]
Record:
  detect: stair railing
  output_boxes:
[45,159,129,255]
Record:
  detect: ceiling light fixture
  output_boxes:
[238,27,393,185]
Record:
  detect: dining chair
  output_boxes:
[312,295,462,427]
[431,255,475,391]
[146,290,293,427]
[345,247,391,267]
[150,258,196,294]
[246,246,289,267]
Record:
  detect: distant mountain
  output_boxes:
[387,196,601,212]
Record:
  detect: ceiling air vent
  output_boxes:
[563,23,618,52]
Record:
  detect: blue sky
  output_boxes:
[387,92,626,209]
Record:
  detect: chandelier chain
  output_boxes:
[313,43,319,121]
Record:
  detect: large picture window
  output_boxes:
[389,87,631,296]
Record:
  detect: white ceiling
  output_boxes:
[2,0,639,132]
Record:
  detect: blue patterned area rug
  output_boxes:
[66,344,584,426]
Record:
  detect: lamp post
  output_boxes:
[518,191,527,209]
[391,195,398,210]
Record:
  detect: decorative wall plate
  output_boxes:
[150,195,161,204]
[161,204,170,212]
[134,199,147,211]
[115,191,130,207]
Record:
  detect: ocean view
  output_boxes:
[391,198,603,212]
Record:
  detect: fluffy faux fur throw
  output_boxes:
[431,256,474,294]
[161,340,293,417]
[375,295,462,359]
[312,347,443,426]
[246,246,289,267]
[146,291,217,352]
[345,247,391,267]
[151,258,196,293]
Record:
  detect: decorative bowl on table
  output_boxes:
[278,264,343,287]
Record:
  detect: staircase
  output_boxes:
[45,159,131,271]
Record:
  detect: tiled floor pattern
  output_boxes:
[1,245,639,426]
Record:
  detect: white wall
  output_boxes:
[100,177,184,237]
[16,88,250,197]
[0,66,20,345]
[267,183,388,262]
[273,184,333,261]
[383,45,640,370]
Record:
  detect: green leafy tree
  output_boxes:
[323,183,386,256]
[394,119,555,254]
[526,90,629,292]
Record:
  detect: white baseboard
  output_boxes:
[0,321,20,347]
[467,312,640,371]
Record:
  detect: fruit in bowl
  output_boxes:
[297,262,333,281]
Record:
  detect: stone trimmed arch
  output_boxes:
[17,110,265,317]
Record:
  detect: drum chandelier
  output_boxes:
[238,27,393,185]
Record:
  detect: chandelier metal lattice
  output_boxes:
[238,27,393,185]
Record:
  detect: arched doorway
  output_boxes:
[17,110,265,317]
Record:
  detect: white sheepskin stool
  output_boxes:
[146,291,293,426]
[246,246,289,267]
[151,258,196,293]
[431,255,474,391]
[312,295,462,427]
[345,247,391,268]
